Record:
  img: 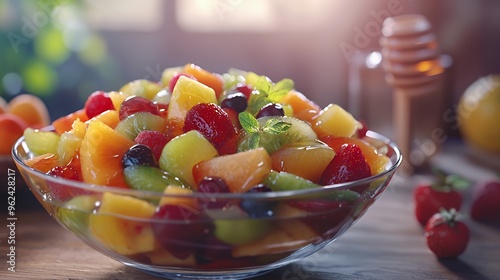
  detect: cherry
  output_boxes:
[84,91,114,119]
[235,84,253,99]
[119,96,161,120]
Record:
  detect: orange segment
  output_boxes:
[80,119,134,188]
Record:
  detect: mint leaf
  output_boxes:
[268,78,294,102]
[254,75,272,94]
[263,119,291,135]
[248,133,260,150]
[239,112,259,134]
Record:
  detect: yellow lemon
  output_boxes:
[457,75,500,153]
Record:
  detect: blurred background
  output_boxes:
[1,0,499,127]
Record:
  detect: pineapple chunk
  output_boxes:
[313,104,359,138]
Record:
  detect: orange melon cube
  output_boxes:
[53,109,89,135]
[280,90,320,124]
[182,64,224,99]
[193,148,272,193]
[271,141,335,183]
[80,119,134,188]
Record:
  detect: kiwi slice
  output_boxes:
[123,165,188,193]
[264,171,359,202]
[238,116,317,154]
[115,112,165,140]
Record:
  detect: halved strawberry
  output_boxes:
[47,164,84,201]
[320,143,371,185]
[183,103,238,153]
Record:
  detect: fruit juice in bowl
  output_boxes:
[12,64,401,279]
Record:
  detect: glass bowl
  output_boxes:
[12,130,401,280]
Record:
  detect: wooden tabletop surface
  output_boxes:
[1,153,499,280]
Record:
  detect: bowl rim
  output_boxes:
[11,130,402,200]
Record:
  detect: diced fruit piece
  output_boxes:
[220,92,247,113]
[80,120,134,188]
[7,94,50,127]
[256,103,285,118]
[89,192,156,255]
[122,144,157,168]
[193,148,272,193]
[313,104,359,138]
[320,136,389,175]
[119,96,161,120]
[470,180,500,222]
[279,90,320,124]
[0,113,27,155]
[84,91,115,119]
[183,103,238,152]
[108,91,129,111]
[235,84,253,99]
[271,140,335,182]
[92,109,120,129]
[124,165,187,193]
[53,109,88,135]
[167,76,217,131]
[57,120,86,166]
[158,185,195,209]
[145,247,196,267]
[168,73,196,93]
[238,116,317,154]
[23,128,60,156]
[232,219,318,257]
[222,107,241,129]
[160,66,182,87]
[134,130,172,161]
[57,195,98,234]
[214,218,271,245]
[115,112,165,140]
[23,153,59,173]
[119,79,163,100]
[264,170,320,191]
[47,164,83,201]
[152,89,171,106]
[152,204,211,259]
[0,96,7,114]
[159,130,218,188]
[182,63,224,99]
[320,143,371,185]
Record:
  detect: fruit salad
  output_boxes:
[20,64,392,269]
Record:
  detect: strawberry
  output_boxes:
[320,143,371,185]
[413,169,468,226]
[183,103,238,153]
[425,209,469,258]
[470,180,500,222]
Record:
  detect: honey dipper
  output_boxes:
[379,14,448,172]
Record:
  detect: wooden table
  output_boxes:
[1,158,499,279]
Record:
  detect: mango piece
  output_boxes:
[280,90,321,124]
[53,109,89,135]
[89,192,156,255]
